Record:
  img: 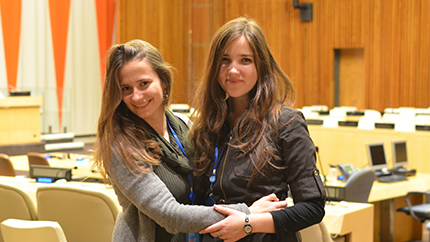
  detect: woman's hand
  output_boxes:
[199,205,248,242]
[249,193,288,214]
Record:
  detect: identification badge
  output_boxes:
[186,232,200,242]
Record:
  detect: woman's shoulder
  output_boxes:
[278,106,306,124]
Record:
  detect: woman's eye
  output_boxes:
[121,86,130,92]
[222,57,230,63]
[242,58,252,63]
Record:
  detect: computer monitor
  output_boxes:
[366,142,388,171]
[392,140,408,169]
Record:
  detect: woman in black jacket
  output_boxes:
[190,17,326,242]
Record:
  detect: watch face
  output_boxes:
[244,224,253,234]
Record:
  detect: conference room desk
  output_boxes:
[326,173,430,242]
[0,175,121,211]
[307,125,430,174]
[324,202,374,242]
[9,153,102,179]
[0,96,43,145]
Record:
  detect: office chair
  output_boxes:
[343,168,376,203]
[1,219,67,242]
[0,154,16,177]
[0,182,38,242]
[397,191,430,241]
[300,220,342,242]
[27,152,50,168]
[37,186,119,242]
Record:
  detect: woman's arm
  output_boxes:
[272,108,326,239]
[199,205,274,242]
[199,198,324,242]
[271,198,325,240]
[109,152,250,234]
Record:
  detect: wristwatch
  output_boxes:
[243,214,253,235]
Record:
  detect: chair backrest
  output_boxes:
[322,116,344,128]
[27,152,50,168]
[0,182,38,242]
[358,117,377,130]
[36,186,119,242]
[344,168,375,203]
[0,154,15,177]
[300,220,334,242]
[364,109,382,119]
[1,219,67,242]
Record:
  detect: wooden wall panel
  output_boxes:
[339,49,365,108]
[188,0,218,100]
[117,0,189,104]
[117,0,430,111]
[418,0,430,108]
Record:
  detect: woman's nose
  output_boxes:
[131,88,144,101]
[228,64,239,75]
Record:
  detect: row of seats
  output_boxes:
[300,105,430,131]
[0,152,50,177]
[0,182,119,242]
[0,181,342,242]
[1,219,67,242]
[0,152,117,242]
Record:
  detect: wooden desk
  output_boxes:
[0,176,120,211]
[308,125,430,174]
[0,97,43,145]
[326,173,430,242]
[369,173,430,202]
[324,202,374,242]
[9,153,101,179]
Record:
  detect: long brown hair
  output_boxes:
[92,39,173,182]
[189,17,295,185]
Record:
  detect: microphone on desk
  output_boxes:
[316,146,334,204]
[315,146,326,182]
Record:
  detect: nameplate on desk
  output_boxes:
[306,119,324,125]
[416,125,430,131]
[30,165,72,183]
[375,122,395,129]
[338,120,359,127]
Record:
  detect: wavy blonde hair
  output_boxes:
[92,39,173,182]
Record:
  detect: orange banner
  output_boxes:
[0,0,21,91]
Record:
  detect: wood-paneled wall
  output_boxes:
[117,0,430,111]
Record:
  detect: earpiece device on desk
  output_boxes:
[55,179,67,183]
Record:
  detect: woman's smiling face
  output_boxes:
[218,36,258,102]
[119,58,166,124]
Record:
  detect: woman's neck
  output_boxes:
[145,110,170,142]
[228,96,250,126]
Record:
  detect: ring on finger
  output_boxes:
[217,232,220,238]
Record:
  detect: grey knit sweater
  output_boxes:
[108,151,250,242]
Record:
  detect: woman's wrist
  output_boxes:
[247,213,276,233]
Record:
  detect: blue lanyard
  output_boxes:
[205,133,232,206]
[166,116,195,204]
[209,133,233,186]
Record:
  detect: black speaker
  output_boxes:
[30,165,72,183]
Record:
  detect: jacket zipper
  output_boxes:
[219,135,233,203]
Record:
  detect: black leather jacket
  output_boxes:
[199,107,326,242]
